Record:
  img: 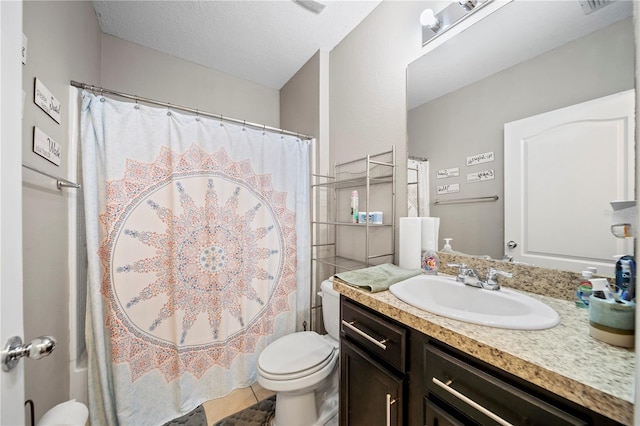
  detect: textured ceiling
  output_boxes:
[92,0,381,90]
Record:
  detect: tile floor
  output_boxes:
[202,382,276,425]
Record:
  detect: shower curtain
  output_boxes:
[408,159,428,217]
[80,91,310,425]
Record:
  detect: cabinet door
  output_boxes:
[424,399,470,426]
[340,340,403,426]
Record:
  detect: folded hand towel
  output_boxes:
[335,263,422,293]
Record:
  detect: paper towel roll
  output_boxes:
[399,217,422,269]
[421,217,440,250]
[38,399,88,426]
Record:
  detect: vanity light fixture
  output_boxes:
[458,0,478,12]
[421,0,492,46]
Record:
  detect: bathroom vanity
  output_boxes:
[336,277,634,425]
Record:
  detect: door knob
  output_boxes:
[506,240,517,249]
[2,335,56,372]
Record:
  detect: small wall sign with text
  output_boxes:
[467,169,495,183]
[33,127,61,166]
[437,183,460,195]
[467,151,494,167]
[22,33,27,65]
[34,78,61,124]
[436,167,460,179]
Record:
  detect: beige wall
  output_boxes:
[329,1,425,263]
[101,34,281,128]
[280,50,332,330]
[22,1,101,423]
[280,50,321,138]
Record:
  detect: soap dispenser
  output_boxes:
[442,238,454,253]
[421,240,439,275]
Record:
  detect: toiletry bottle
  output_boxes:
[442,238,453,253]
[421,240,439,275]
[616,255,636,301]
[350,190,359,223]
[575,270,593,308]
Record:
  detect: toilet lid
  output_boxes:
[258,331,336,378]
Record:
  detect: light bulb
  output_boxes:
[458,0,477,11]
[420,9,441,31]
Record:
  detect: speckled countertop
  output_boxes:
[334,274,635,425]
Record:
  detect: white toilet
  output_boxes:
[257,278,340,426]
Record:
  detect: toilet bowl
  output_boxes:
[257,278,340,426]
[37,399,88,426]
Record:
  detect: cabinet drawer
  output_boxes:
[425,344,587,426]
[341,298,406,372]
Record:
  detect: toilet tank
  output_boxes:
[320,278,340,340]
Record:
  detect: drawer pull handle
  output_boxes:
[386,393,397,426]
[341,320,387,350]
[432,377,514,426]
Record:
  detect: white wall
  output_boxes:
[101,34,281,128]
[22,1,101,422]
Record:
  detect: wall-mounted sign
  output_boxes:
[467,169,495,183]
[436,167,460,179]
[34,78,61,124]
[22,34,27,65]
[466,151,494,167]
[437,183,460,195]
[33,127,61,166]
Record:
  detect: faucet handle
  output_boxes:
[487,267,513,280]
[484,267,513,290]
[447,262,467,271]
[447,263,469,283]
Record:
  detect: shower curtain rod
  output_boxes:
[70,80,314,140]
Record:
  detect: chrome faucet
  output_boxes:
[447,263,513,291]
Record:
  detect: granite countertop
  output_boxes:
[334,277,635,425]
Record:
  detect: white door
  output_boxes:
[0,1,25,424]
[504,90,635,276]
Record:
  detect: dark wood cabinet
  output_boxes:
[340,340,403,426]
[339,297,407,426]
[340,295,624,426]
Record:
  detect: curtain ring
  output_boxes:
[262,124,266,135]
[242,120,246,131]
[134,97,140,109]
[220,115,224,127]
[195,109,200,121]
[167,103,172,116]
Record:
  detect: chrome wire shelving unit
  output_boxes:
[311,146,396,280]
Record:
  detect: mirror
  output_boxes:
[407,0,634,275]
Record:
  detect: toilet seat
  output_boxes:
[258,332,337,381]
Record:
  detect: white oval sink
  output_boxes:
[389,275,560,330]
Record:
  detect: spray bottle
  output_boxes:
[350,190,359,223]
